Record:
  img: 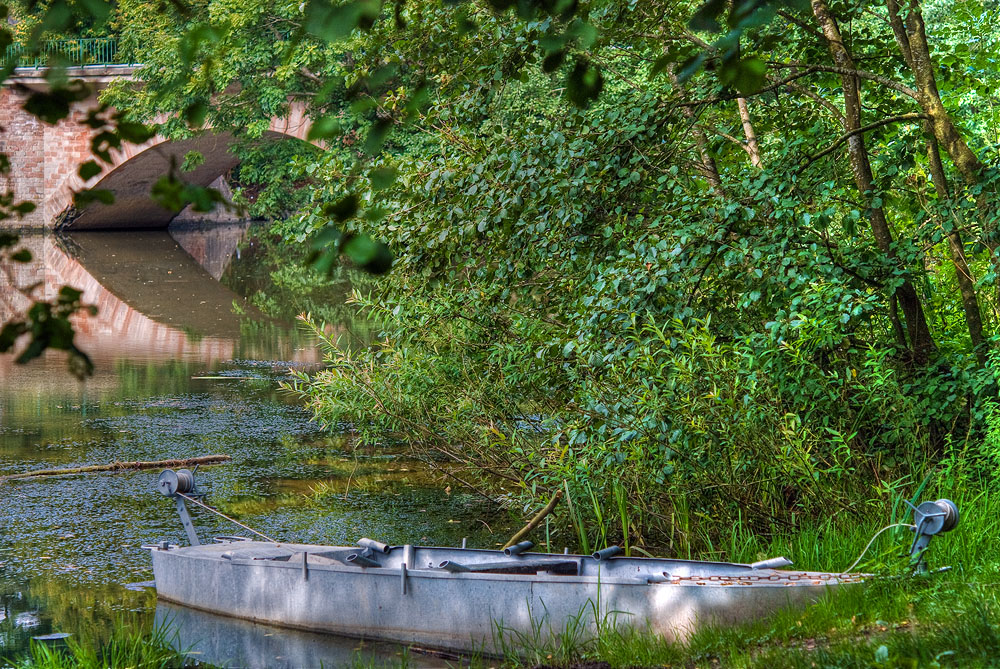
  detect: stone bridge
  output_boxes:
[1,64,313,230]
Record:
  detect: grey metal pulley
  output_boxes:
[157,468,195,496]
[909,498,959,572]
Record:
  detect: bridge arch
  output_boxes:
[54,104,314,230]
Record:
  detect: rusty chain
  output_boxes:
[659,572,866,586]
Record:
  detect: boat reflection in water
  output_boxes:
[155,602,451,669]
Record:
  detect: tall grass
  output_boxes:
[6,620,198,669]
[497,476,1000,667]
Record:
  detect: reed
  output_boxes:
[6,619,197,669]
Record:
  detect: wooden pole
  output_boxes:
[502,489,563,549]
[0,454,232,484]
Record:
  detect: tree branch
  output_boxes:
[769,61,920,100]
[804,112,928,167]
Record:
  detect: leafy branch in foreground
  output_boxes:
[0,233,96,379]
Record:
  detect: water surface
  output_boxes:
[0,225,507,666]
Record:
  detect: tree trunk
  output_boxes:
[692,123,725,195]
[671,70,726,195]
[736,97,763,168]
[887,0,997,340]
[892,0,984,185]
[812,0,935,364]
[924,133,988,365]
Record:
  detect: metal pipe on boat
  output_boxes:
[593,546,623,561]
[437,560,470,573]
[402,544,415,568]
[504,541,534,557]
[346,553,381,568]
[357,538,391,554]
[750,556,793,570]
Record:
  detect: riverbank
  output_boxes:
[7,477,995,668]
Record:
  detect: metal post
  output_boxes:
[173,496,201,546]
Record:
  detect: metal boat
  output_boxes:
[147,468,958,656]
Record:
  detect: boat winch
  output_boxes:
[157,467,277,545]
[908,498,959,572]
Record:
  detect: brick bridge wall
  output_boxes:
[1,86,96,228]
[0,77,312,230]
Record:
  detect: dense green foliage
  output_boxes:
[8,0,1000,549]
[3,0,1000,663]
[102,0,1000,548]
[273,0,1000,549]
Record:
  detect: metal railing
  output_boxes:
[5,38,127,69]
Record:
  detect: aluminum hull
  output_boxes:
[150,541,858,655]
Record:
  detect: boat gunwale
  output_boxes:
[149,542,860,588]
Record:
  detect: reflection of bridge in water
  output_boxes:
[0,224,319,381]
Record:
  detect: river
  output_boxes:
[0,224,508,667]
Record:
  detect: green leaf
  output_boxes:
[184,101,209,128]
[73,189,115,207]
[566,58,603,108]
[23,91,71,125]
[364,118,393,155]
[78,160,102,181]
[307,116,343,141]
[90,131,121,162]
[10,249,31,262]
[677,53,706,82]
[77,0,111,23]
[182,151,206,172]
[181,184,226,212]
[0,322,27,352]
[117,121,155,144]
[58,286,83,302]
[180,24,223,65]
[689,0,726,32]
[542,50,566,74]
[728,57,767,94]
[151,175,185,212]
[345,236,393,274]
[304,0,381,41]
[650,54,672,79]
[36,0,72,35]
[370,166,398,190]
[323,194,359,222]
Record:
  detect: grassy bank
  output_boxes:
[11,482,996,669]
[498,478,1000,668]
